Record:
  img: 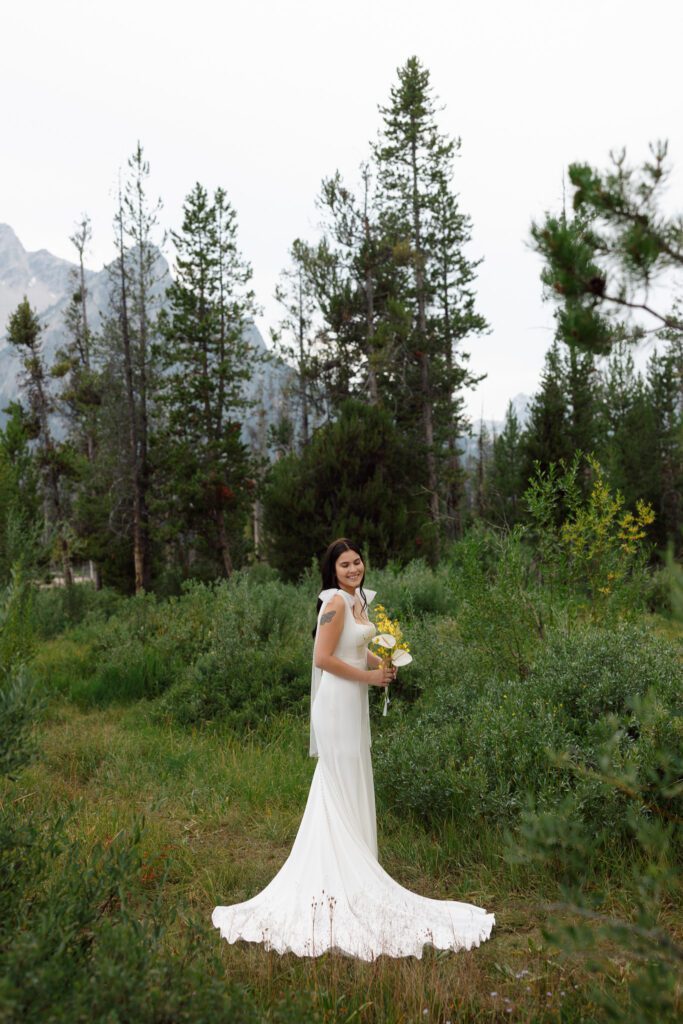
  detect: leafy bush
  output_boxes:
[0,802,297,1024]
[508,691,683,1023]
[154,573,313,729]
[369,557,458,619]
[0,560,35,677]
[524,453,657,618]
[78,644,178,707]
[28,582,126,640]
[373,621,682,836]
[449,525,548,681]
[0,666,45,780]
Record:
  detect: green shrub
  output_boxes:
[374,621,682,837]
[508,692,683,1023]
[153,572,313,730]
[523,453,657,619]
[0,560,35,677]
[28,582,125,640]
[450,525,548,681]
[157,645,308,730]
[370,558,458,620]
[0,804,282,1024]
[0,666,45,779]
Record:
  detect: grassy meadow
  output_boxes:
[1,538,682,1023]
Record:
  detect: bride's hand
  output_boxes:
[368,665,393,687]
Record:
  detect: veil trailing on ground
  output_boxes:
[310,587,376,757]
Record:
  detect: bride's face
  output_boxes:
[335,550,364,590]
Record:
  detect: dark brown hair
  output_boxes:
[311,537,368,638]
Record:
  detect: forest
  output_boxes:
[1,56,681,1024]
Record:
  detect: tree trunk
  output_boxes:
[253,497,263,558]
[215,508,234,576]
[443,287,462,539]
[411,137,440,559]
[299,272,310,444]
[362,176,379,406]
[135,196,152,593]
[116,197,148,594]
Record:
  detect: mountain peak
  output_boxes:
[0,222,25,260]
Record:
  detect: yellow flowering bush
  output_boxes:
[525,452,656,618]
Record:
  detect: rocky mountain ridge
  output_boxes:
[0,223,289,444]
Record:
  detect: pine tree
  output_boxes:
[262,399,428,580]
[488,401,525,526]
[106,142,164,593]
[301,164,407,414]
[429,182,488,537]
[531,140,683,357]
[271,238,320,448]
[153,182,258,577]
[474,419,491,520]
[50,215,105,587]
[601,341,655,506]
[521,339,572,481]
[374,56,488,553]
[565,342,601,456]
[646,347,683,551]
[6,298,74,584]
[0,403,41,584]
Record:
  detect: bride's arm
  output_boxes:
[366,650,382,669]
[314,595,388,686]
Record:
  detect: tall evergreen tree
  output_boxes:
[373,56,488,553]
[5,299,74,584]
[646,346,683,551]
[601,342,655,506]
[488,401,525,526]
[474,418,491,521]
[262,399,428,581]
[50,215,106,587]
[153,182,258,577]
[301,164,407,414]
[271,238,320,449]
[0,403,41,584]
[106,142,164,593]
[429,181,487,537]
[565,341,601,457]
[521,339,572,481]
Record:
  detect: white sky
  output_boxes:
[3,0,682,421]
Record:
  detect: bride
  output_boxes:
[212,537,495,959]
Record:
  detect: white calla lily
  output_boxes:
[391,649,413,667]
[374,633,396,648]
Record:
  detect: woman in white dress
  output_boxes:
[212,537,495,959]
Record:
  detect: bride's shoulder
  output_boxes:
[319,592,345,623]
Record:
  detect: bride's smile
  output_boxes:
[336,553,364,593]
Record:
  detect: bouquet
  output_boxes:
[369,604,413,715]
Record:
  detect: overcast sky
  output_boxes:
[3,0,682,421]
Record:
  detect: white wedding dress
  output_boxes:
[212,586,495,959]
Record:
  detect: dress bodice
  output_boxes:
[318,588,377,667]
